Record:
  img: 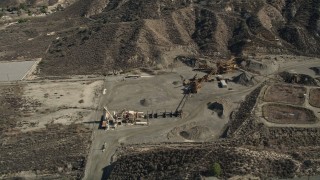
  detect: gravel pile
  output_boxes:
[232,72,255,86]
[279,71,318,86]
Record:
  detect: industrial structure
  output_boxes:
[100,106,183,130]
[101,107,147,130]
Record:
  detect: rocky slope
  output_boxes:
[0,0,61,7]
[1,0,320,75]
[35,0,320,75]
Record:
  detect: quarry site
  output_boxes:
[1,0,320,179]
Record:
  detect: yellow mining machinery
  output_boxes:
[183,69,216,94]
[216,57,238,74]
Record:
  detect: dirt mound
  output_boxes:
[232,72,255,86]
[179,126,208,140]
[243,59,278,75]
[310,67,320,75]
[168,123,209,141]
[279,71,318,86]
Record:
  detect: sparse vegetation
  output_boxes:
[56,4,64,11]
[211,162,222,177]
[18,18,27,23]
[40,6,48,13]
[27,9,32,16]
[19,3,28,11]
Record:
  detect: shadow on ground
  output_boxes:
[101,163,115,180]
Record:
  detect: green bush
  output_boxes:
[18,19,27,23]
[27,10,32,16]
[211,162,222,177]
[40,6,48,13]
[19,3,28,11]
[56,4,64,11]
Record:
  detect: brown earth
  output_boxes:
[262,103,317,124]
[264,84,306,105]
[309,88,320,108]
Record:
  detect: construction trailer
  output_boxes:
[135,121,148,125]
[220,80,228,88]
[125,75,141,79]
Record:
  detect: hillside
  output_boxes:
[1,0,320,75]
[0,0,67,7]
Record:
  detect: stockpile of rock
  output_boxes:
[232,72,255,86]
[279,71,318,86]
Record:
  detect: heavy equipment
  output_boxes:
[183,57,237,94]
[216,57,238,74]
[186,69,216,93]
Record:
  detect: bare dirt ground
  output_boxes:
[264,84,306,105]
[15,80,103,132]
[262,103,317,124]
[0,78,103,179]
[310,88,320,108]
